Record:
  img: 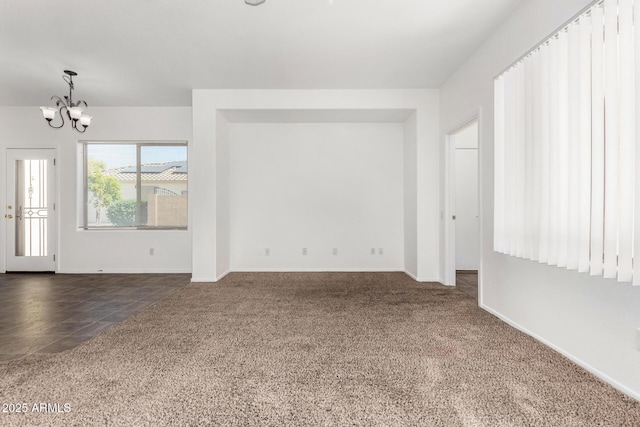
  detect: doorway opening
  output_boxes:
[446,119,480,300]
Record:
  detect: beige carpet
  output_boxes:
[0,272,639,426]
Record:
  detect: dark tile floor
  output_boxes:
[456,271,478,300]
[0,273,190,361]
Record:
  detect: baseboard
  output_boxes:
[481,303,640,402]
[404,270,418,281]
[232,268,405,273]
[216,270,230,281]
[190,277,218,283]
[403,271,442,283]
[57,268,191,274]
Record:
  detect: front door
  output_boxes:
[5,149,57,272]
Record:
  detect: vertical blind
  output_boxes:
[494,0,640,285]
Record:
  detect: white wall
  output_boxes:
[440,0,640,399]
[216,112,231,279]
[230,122,403,271]
[0,107,192,273]
[404,113,418,277]
[453,122,479,271]
[192,89,440,282]
[192,103,218,281]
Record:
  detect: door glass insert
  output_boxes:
[15,159,48,257]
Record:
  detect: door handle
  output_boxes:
[4,214,13,219]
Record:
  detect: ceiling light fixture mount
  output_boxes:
[245,0,266,6]
[40,70,92,133]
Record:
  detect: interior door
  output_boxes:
[5,149,57,272]
[454,147,479,270]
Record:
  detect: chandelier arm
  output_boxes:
[51,95,67,108]
[72,120,87,133]
[75,99,88,109]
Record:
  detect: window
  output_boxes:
[494,0,639,285]
[82,142,188,229]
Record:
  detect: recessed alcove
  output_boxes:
[191,90,440,282]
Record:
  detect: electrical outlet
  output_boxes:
[378,248,383,255]
[371,248,376,255]
[333,248,338,256]
[265,248,270,256]
[149,248,154,256]
[302,248,307,256]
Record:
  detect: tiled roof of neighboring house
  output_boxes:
[105,161,188,182]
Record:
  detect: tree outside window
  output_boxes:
[87,160,121,225]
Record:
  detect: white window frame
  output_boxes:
[80,141,188,230]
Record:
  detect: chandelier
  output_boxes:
[40,70,92,133]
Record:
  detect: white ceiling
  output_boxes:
[0,0,522,107]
